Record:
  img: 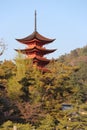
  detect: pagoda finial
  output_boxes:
[35,10,37,32]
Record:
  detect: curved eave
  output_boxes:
[34,58,50,65]
[16,31,55,44]
[34,56,50,63]
[28,49,56,55]
[15,47,57,55]
[15,49,50,62]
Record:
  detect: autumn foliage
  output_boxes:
[0,46,87,129]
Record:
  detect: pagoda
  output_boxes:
[15,11,56,72]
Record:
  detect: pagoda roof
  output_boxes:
[16,31,55,45]
[15,46,56,55]
[33,56,50,65]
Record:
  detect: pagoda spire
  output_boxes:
[34,10,37,32]
[15,11,56,72]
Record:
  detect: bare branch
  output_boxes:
[0,40,6,56]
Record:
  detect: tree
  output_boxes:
[37,114,55,130]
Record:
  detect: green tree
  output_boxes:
[7,54,33,100]
[37,114,55,130]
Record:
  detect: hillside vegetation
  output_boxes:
[0,46,87,130]
[58,45,87,65]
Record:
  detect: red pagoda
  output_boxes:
[15,11,56,72]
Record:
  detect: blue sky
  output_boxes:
[0,0,87,61]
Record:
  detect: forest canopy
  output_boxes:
[0,46,87,130]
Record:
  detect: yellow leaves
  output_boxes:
[29,86,34,93]
[0,79,7,85]
[7,77,23,100]
[58,73,70,79]
[45,101,50,107]
[50,62,77,77]
[0,68,5,77]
